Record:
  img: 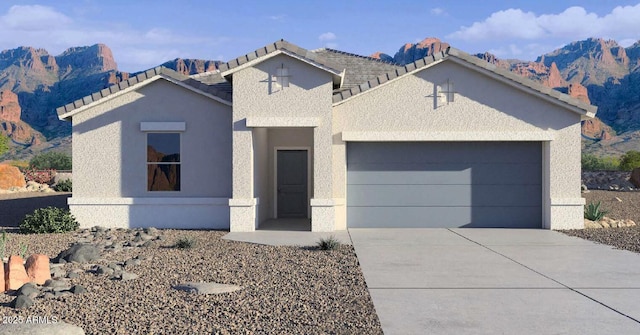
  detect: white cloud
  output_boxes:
[430,7,446,16]
[448,4,640,42]
[0,5,71,31]
[0,5,228,72]
[319,32,336,41]
[268,14,286,21]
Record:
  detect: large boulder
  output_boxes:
[630,168,640,188]
[54,244,100,263]
[0,164,26,190]
[25,254,51,285]
[5,255,30,290]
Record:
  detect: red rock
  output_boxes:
[0,90,21,122]
[5,255,30,291]
[568,83,590,104]
[0,164,26,190]
[630,168,640,188]
[25,254,51,285]
[0,260,4,293]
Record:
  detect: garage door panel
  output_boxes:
[347,142,541,164]
[347,142,542,228]
[347,163,540,185]
[348,184,541,207]
[348,206,542,228]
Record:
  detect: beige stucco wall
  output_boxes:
[230,54,335,231]
[333,60,584,229]
[70,78,232,229]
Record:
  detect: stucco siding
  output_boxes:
[72,79,232,199]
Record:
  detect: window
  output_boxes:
[147,133,180,191]
[437,79,455,106]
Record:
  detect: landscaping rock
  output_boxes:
[0,322,85,335]
[118,271,138,281]
[583,217,636,229]
[9,294,34,309]
[5,255,30,290]
[50,266,66,279]
[0,164,26,189]
[16,282,39,297]
[54,244,100,263]
[95,265,114,276]
[43,279,70,291]
[0,257,4,293]
[25,254,52,285]
[70,285,86,294]
[173,282,242,295]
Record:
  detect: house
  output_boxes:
[56,40,596,232]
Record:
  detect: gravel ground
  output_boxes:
[561,190,640,253]
[0,229,382,334]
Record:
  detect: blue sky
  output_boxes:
[1,1,640,72]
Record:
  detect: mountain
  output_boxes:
[2,37,640,161]
[0,44,131,160]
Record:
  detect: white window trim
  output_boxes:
[146,132,182,193]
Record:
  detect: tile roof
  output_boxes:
[56,67,232,119]
[311,48,402,90]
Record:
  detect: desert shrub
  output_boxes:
[53,179,72,192]
[24,168,56,185]
[316,235,341,250]
[581,154,620,171]
[20,207,79,234]
[0,134,8,156]
[619,151,640,171]
[29,151,72,170]
[174,237,196,249]
[584,201,609,221]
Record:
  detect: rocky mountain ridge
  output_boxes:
[2,37,640,160]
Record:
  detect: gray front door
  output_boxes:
[277,150,308,218]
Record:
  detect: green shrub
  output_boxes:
[316,235,341,250]
[20,207,79,234]
[581,153,620,171]
[174,237,196,249]
[29,151,72,170]
[53,179,72,192]
[584,201,609,221]
[0,134,8,156]
[619,151,640,171]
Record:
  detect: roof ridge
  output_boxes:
[314,47,402,66]
[216,39,342,77]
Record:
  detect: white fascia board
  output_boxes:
[220,50,342,79]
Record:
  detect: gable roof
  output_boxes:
[194,39,344,86]
[331,47,597,119]
[57,67,232,120]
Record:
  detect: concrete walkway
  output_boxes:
[349,228,640,334]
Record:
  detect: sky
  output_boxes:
[1,1,640,72]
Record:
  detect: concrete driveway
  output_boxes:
[349,228,640,334]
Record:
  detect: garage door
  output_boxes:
[347,142,541,228]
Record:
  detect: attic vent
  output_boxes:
[435,79,455,108]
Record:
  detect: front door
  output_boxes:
[277,150,308,218]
